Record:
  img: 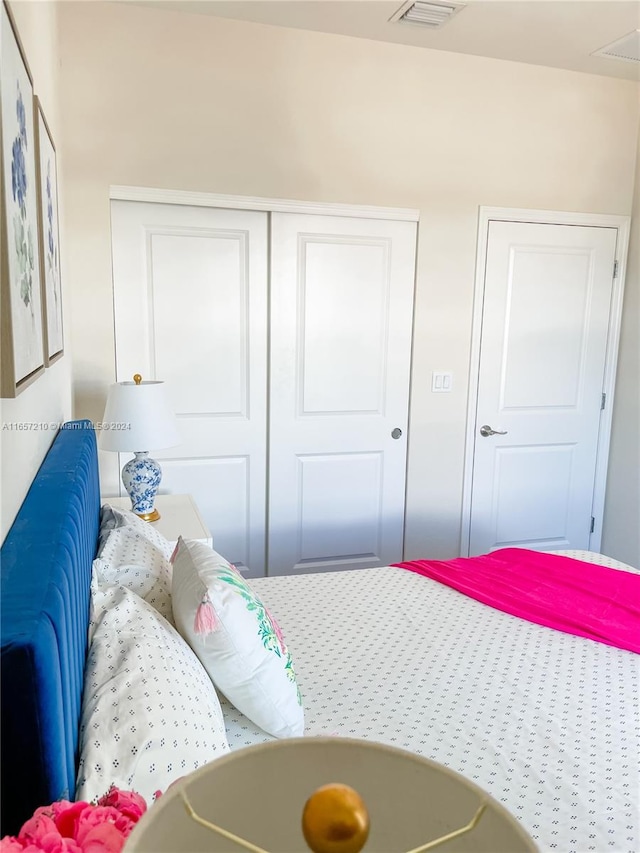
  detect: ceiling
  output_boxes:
[128,0,640,81]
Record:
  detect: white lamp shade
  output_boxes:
[100,380,180,452]
[126,738,537,852]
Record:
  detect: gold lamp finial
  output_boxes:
[302,784,370,853]
[133,373,142,385]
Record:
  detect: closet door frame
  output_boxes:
[110,186,420,224]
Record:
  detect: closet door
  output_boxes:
[268,213,417,575]
[110,201,268,576]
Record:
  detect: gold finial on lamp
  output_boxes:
[100,374,180,521]
[302,784,370,853]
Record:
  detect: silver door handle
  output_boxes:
[480,424,508,437]
[391,428,402,439]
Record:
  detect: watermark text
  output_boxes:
[1,422,131,432]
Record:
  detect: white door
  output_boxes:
[469,220,618,555]
[110,201,268,575]
[268,213,416,574]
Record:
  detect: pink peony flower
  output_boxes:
[75,808,133,847]
[18,814,59,847]
[1,787,151,853]
[96,788,146,823]
[77,824,125,853]
[36,835,81,853]
[20,846,72,853]
[0,838,24,852]
[49,802,90,841]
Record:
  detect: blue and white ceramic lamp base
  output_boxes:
[121,452,163,521]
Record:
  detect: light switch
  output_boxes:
[432,371,453,393]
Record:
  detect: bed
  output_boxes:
[1,421,638,851]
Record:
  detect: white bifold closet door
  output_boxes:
[268,213,416,574]
[110,201,416,577]
[110,201,268,575]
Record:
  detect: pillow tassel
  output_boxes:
[194,594,218,635]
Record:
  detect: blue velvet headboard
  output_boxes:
[0,421,100,835]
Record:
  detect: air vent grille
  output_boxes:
[390,1,466,29]
[593,30,640,64]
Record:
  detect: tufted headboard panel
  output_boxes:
[0,421,100,835]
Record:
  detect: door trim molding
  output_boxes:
[460,206,631,556]
[109,185,420,222]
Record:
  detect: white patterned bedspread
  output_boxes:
[221,551,639,853]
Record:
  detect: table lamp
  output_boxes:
[100,374,180,521]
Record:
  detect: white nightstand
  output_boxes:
[101,494,213,548]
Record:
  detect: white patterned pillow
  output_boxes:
[77,584,229,803]
[98,503,173,557]
[171,538,304,739]
[95,504,173,623]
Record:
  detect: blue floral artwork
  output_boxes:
[37,103,63,360]
[46,162,61,321]
[1,3,44,394]
[11,84,35,315]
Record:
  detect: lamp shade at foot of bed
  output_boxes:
[125,738,537,853]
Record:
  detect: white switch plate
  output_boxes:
[432,371,453,392]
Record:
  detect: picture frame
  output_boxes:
[34,96,63,364]
[0,0,44,397]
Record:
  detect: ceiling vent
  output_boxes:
[390,1,466,29]
[592,30,640,63]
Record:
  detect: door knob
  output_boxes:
[391,428,402,439]
[480,424,508,437]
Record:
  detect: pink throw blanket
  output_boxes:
[393,548,640,654]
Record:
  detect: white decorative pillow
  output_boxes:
[95,504,173,623]
[77,584,229,803]
[171,538,304,739]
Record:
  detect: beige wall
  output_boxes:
[602,136,640,567]
[0,1,72,542]
[58,2,639,562]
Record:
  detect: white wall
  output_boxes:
[58,2,639,562]
[0,1,72,543]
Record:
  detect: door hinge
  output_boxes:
[613,259,618,279]
[590,516,595,534]
[601,392,606,411]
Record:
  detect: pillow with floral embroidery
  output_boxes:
[171,537,304,739]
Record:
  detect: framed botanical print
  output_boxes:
[0,0,44,397]
[34,96,63,364]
